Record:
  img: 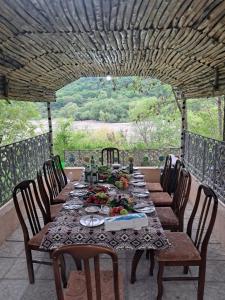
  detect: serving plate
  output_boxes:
[133,182,146,187]
[85,206,100,213]
[74,183,87,189]
[133,206,155,214]
[133,174,144,179]
[133,192,149,198]
[80,215,105,227]
[63,203,83,210]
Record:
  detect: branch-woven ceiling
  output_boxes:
[0,0,225,102]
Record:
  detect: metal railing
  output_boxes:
[64,148,181,167]
[184,131,225,203]
[0,133,50,206]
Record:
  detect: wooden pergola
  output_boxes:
[0,0,225,102]
[1,0,225,155]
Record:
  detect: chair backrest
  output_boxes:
[168,159,183,194]
[101,147,120,165]
[53,244,120,300]
[37,170,51,224]
[172,168,191,231]
[12,180,47,242]
[160,155,172,191]
[187,184,218,259]
[53,155,67,189]
[43,159,61,204]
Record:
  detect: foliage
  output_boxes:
[0,100,40,145]
[53,119,130,158]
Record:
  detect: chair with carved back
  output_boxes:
[43,159,64,205]
[150,158,183,207]
[155,184,218,300]
[12,180,52,283]
[130,168,192,284]
[53,155,68,189]
[146,154,172,193]
[156,168,191,232]
[101,147,120,165]
[37,170,63,223]
[52,244,124,300]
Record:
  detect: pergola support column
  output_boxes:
[181,94,187,161]
[47,102,54,157]
[223,96,225,141]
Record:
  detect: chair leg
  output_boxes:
[183,266,189,274]
[25,248,34,284]
[197,264,206,300]
[74,258,82,271]
[130,250,144,284]
[157,262,164,300]
[60,255,67,288]
[149,250,155,276]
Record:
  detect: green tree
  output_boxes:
[0,100,40,145]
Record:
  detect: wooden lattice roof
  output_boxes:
[1,0,225,102]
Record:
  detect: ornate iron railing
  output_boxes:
[0,133,50,206]
[184,131,225,203]
[64,148,180,167]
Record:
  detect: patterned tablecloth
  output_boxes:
[40,183,170,251]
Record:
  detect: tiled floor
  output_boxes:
[0,204,225,300]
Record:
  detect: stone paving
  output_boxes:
[0,203,225,300]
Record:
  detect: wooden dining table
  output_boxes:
[40,178,170,253]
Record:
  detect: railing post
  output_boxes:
[181,94,187,161]
[202,138,206,182]
[47,102,53,157]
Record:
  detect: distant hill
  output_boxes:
[37,77,173,122]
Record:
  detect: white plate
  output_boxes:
[80,215,105,227]
[133,193,149,198]
[85,206,100,213]
[74,183,87,189]
[133,174,144,179]
[133,182,146,187]
[63,203,83,210]
[71,191,87,197]
[133,206,155,214]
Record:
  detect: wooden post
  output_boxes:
[181,93,187,161]
[223,96,225,141]
[47,102,54,157]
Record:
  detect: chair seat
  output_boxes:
[28,223,51,250]
[156,207,179,229]
[50,203,62,219]
[150,192,173,206]
[64,270,124,300]
[146,182,163,192]
[155,232,201,263]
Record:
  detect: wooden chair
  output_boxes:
[53,155,68,189]
[146,155,172,193]
[37,170,62,223]
[101,147,120,165]
[43,159,64,205]
[156,168,191,231]
[150,159,182,207]
[52,244,124,300]
[13,180,52,283]
[130,169,191,283]
[155,184,218,300]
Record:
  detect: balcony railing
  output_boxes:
[184,131,225,204]
[64,148,181,167]
[0,133,50,206]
